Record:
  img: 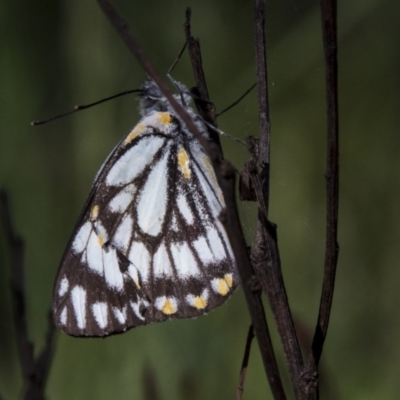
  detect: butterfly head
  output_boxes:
[139,79,192,117]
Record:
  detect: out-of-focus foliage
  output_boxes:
[1,0,399,399]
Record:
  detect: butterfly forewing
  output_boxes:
[53,81,239,337]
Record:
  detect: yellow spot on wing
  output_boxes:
[158,112,171,125]
[202,155,225,206]
[97,233,105,247]
[202,155,218,185]
[216,279,229,296]
[193,296,207,310]
[162,298,177,315]
[178,147,191,179]
[133,275,141,290]
[90,205,99,221]
[224,273,233,288]
[124,123,145,145]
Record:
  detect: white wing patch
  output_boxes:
[128,241,151,283]
[130,300,146,321]
[114,214,134,252]
[206,227,226,262]
[113,306,127,324]
[177,193,194,224]
[86,231,104,275]
[92,302,108,329]
[58,276,69,297]
[193,236,214,265]
[71,286,87,329]
[103,248,124,290]
[106,136,165,186]
[170,242,200,279]
[72,221,91,253]
[137,148,170,235]
[153,242,173,278]
[60,307,68,325]
[108,184,136,213]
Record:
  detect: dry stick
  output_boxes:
[251,0,305,397]
[184,8,286,400]
[96,1,286,398]
[249,163,304,398]
[236,325,254,400]
[218,161,286,400]
[304,0,339,394]
[0,190,56,400]
[183,8,219,141]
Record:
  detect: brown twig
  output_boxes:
[236,325,254,400]
[184,9,286,400]
[183,9,218,134]
[0,189,56,400]
[218,161,286,400]
[304,0,339,394]
[253,0,271,212]
[251,1,305,397]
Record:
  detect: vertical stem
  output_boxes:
[304,1,339,397]
[252,0,304,397]
[254,0,271,212]
[311,0,339,365]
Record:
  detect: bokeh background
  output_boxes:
[1,0,400,399]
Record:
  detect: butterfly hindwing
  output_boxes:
[53,82,239,337]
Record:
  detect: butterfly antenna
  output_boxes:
[215,83,256,118]
[31,89,142,126]
[165,42,190,107]
[201,118,247,147]
[167,42,188,76]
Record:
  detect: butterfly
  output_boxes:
[53,78,239,337]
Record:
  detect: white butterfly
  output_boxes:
[53,79,238,336]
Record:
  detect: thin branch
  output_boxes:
[184,9,286,400]
[236,325,254,400]
[254,0,271,212]
[183,7,220,148]
[305,0,339,386]
[251,0,305,397]
[248,159,304,397]
[217,161,286,400]
[0,189,56,400]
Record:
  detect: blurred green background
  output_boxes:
[1,0,400,399]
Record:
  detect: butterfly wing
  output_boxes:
[53,111,238,337]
